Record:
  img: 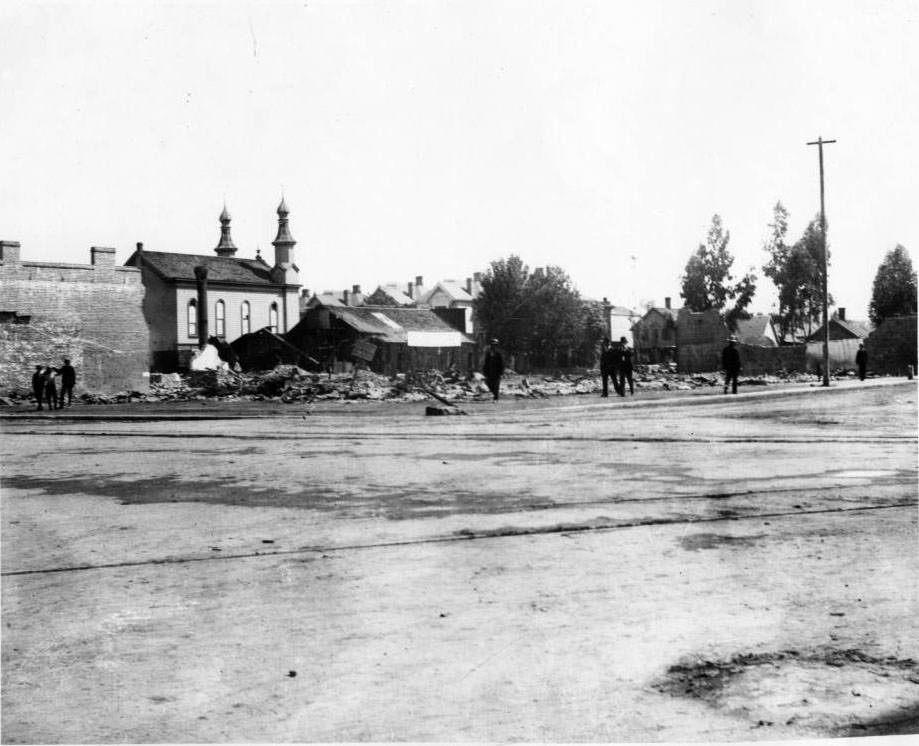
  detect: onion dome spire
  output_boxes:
[214,203,238,257]
[273,197,295,246]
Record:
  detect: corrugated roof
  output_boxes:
[323,305,473,344]
[129,250,279,285]
[837,318,873,338]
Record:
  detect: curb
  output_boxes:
[0,378,914,422]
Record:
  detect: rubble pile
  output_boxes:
[135,365,817,404]
[0,365,825,407]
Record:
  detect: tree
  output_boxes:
[473,255,529,357]
[521,266,583,367]
[473,257,596,369]
[571,300,608,367]
[762,204,830,340]
[869,245,917,325]
[680,214,757,329]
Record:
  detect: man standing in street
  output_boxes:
[855,343,868,381]
[482,338,504,402]
[599,338,615,398]
[58,358,76,408]
[617,336,634,396]
[722,335,741,394]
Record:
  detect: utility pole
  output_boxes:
[807,135,836,387]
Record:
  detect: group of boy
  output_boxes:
[31,359,76,411]
[599,337,634,398]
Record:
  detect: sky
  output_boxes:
[2,0,917,319]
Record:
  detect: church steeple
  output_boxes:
[214,204,238,257]
[272,197,296,269]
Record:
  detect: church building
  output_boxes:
[125,199,301,371]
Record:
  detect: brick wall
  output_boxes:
[678,342,807,375]
[864,315,917,375]
[674,307,807,374]
[0,244,149,395]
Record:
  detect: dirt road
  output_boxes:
[2,381,917,742]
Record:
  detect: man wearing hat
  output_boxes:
[617,336,634,396]
[855,342,868,381]
[722,335,741,394]
[482,338,505,401]
[599,338,615,397]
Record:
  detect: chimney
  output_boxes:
[342,289,350,306]
[838,307,846,321]
[91,246,116,266]
[414,275,424,298]
[474,272,482,283]
[665,297,671,310]
[0,240,21,263]
[193,265,209,349]
[351,284,363,306]
[407,281,414,299]
[466,277,472,294]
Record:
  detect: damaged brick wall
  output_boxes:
[864,316,917,375]
[0,246,150,395]
[0,318,82,395]
[675,307,806,374]
[678,343,807,375]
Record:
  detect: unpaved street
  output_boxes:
[2,381,917,742]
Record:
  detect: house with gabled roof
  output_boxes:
[419,276,481,307]
[770,314,812,345]
[804,308,874,373]
[125,200,301,371]
[363,283,416,307]
[418,275,483,334]
[288,300,476,375]
[734,314,779,347]
[601,300,638,348]
[632,298,678,364]
[805,308,872,343]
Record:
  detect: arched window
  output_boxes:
[187,298,197,338]
[269,302,279,333]
[241,301,251,335]
[215,300,225,338]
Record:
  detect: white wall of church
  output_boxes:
[174,285,293,344]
